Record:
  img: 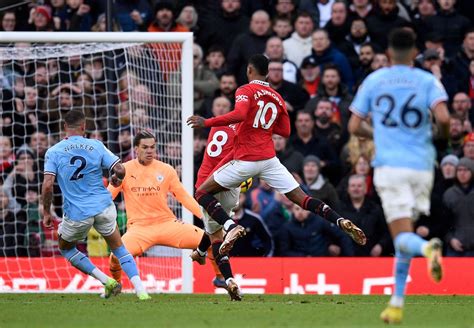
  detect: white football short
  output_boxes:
[214,156,299,194]
[58,203,117,242]
[373,166,434,223]
[202,188,240,234]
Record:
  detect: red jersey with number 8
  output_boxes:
[204,80,291,161]
[195,125,236,189]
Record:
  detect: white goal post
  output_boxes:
[0,32,194,293]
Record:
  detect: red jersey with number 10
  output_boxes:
[195,125,236,189]
[204,80,291,161]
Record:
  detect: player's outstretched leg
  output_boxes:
[211,241,242,301]
[380,231,441,324]
[60,246,120,298]
[110,245,150,300]
[286,188,367,245]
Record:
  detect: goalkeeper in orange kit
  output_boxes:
[107,130,224,289]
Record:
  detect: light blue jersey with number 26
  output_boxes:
[44,136,120,221]
[350,65,448,171]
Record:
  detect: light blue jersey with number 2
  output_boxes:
[350,65,448,171]
[44,136,120,221]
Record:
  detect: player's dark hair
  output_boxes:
[64,110,85,128]
[248,54,269,76]
[133,129,156,147]
[388,28,416,51]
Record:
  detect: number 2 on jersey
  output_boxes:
[253,101,277,129]
[70,156,86,181]
[207,131,228,158]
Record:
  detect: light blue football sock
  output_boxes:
[111,245,139,279]
[60,247,96,275]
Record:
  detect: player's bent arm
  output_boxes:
[41,174,55,216]
[432,101,450,140]
[204,96,250,127]
[169,170,204,218]
[348,113,373,139]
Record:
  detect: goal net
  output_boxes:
[0,32,194,293]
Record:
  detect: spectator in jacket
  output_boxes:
[305,64,353,134]
[283,11,314,68]
[205,45,227,78]
[193,43,219,112]
[277,203,354,256]
[227,10,272,84]
[425,0,471,57]
[443,157,474,256]
[299,56,321,97]
[265,36,299,83]
[113,0,151,32]
[313,98,344,155]
[302,155,339,210]
[290,110,339,174]
[416,154,458,240]
[303,28,354,91]
[230,193,274,257]
[463,132,474,161]
[250,180,282,227]
[451,92,474,131]
[452,28,474,88]
[267,60,309,115]
[198,73,237,118]
[273,134,304,178]
[412,0,437,49]
[298,0,335,28]
[339,174,391,256]
[348,0,372,20]
[444,114,466,159]
[354,42,376,88]
[366,0,410,50]
[196,0,250,55]
[421,48,458,100]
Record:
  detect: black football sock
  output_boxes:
[302,196,342,225]
[212,241,233,280]
[197,233,211,255]
[196,191,233,226]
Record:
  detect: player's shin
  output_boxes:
[301,196,341,224]
[60,247,109,284]
[197,233,211,256]
[390,250,412,308]
[111,245,146,295]
[211,241,233,280]
[196,191,235,227]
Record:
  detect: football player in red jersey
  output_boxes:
[191,96,242,300]
[187,54,367,256]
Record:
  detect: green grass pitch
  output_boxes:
[0,294,472,328]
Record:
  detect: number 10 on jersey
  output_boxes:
[253,101,277,129]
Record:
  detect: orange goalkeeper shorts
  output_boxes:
[121,219,203,256]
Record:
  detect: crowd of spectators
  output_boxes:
[1,0,474,258]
